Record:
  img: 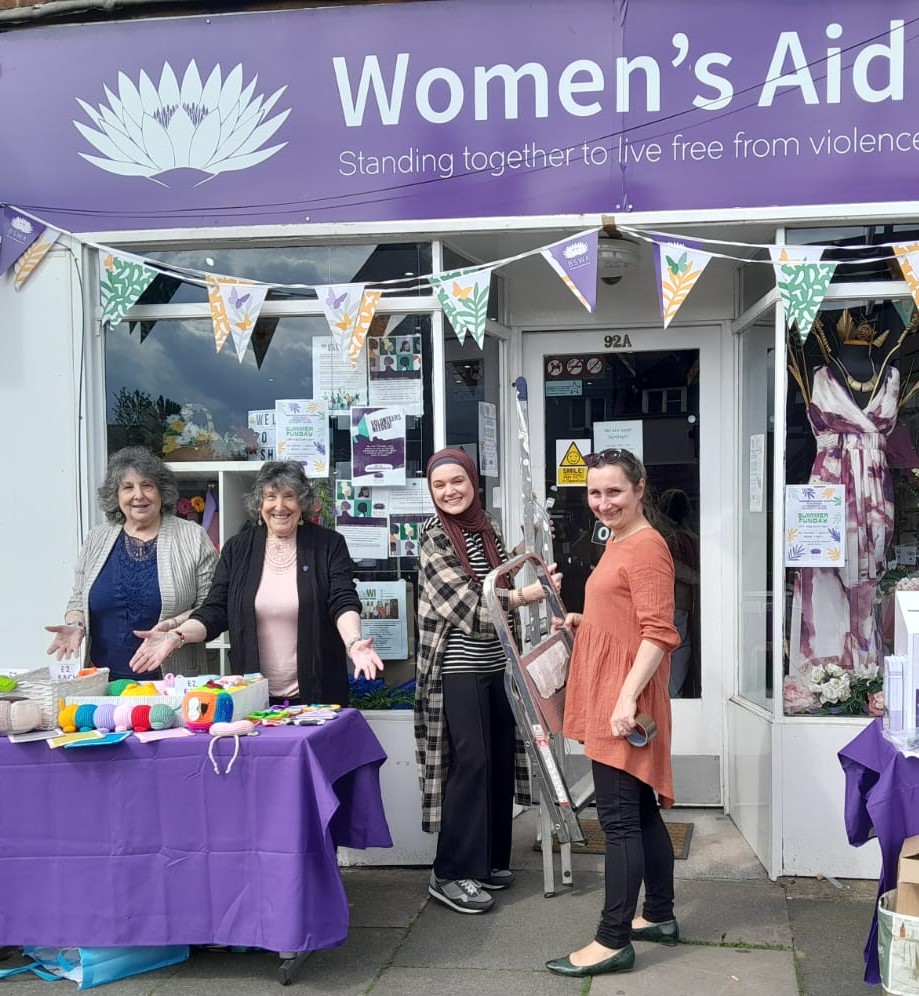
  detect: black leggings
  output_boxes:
[592,760,675,949]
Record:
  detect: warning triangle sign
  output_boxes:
[560,442,586,467]
[556,439,589,486]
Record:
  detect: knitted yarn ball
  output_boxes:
[131,704,153,733]
[122,683,158,697]
[58,703,80,733]
[93,703,117,733]
[149,704,175,730]
[0,698,42,734]
[113,703,133,732]
[74,704,97,732]
[108,679,138,696]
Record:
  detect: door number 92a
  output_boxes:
[603,334,632,349]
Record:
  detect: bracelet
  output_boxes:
[172,630,186,646]
[66,619,86,630]
[518,588,529,607]
[345,636,363,656]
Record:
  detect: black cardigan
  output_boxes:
[191,522,361,705]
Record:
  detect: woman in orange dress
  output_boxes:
[546,448,680,979]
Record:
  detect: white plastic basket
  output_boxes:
[14,667,110,730]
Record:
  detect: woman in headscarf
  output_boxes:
[414,448,561,915]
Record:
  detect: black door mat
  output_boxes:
[533,820,693,860]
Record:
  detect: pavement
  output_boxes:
[0,807,879,995]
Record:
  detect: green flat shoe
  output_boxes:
[545,943,635,977]
[630,918,680,945]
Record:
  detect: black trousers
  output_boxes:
[434,669,516,881]
[592,760,675,949]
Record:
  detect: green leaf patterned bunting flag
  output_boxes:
[429,268,492,347]
[99,250,158,327]
[769,248,835,343]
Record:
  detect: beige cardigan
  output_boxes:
[65,514,218,676]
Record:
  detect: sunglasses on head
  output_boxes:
[584,448,637,469]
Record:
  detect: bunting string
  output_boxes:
[4,200,918,358]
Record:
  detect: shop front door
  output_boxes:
[522,327,726,805]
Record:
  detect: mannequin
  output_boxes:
[787,307,916,683]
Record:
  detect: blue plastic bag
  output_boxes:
[0,945,189,989]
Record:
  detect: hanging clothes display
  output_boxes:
[789,364,898,677]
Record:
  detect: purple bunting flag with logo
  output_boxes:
[540,230,599,312]
[0,207,44,278]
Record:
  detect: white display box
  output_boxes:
[338,710,436,867]
[892,592,919,734]
[66,677,269,726]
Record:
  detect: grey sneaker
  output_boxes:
[428,872,495,914]
[478,869,515,890]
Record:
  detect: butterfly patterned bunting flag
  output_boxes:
[893,244,919,312]
[653,239,713,329]
[428,268,492,347]
[205,276,268,360]
[540,230,599,312]
[769,247,836,344]
[13,226,61,290]
[99,250,158,327]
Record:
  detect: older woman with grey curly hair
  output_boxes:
[131,461,383,705]
[45,446,218,679]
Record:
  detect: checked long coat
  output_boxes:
[413,513,531,834]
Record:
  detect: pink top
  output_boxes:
[254,562,299,699]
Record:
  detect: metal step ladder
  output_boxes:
[483,552,596,896]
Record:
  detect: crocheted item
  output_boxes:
[108,679,139,696]
[58,704,79,734]
[149,704,175,730]
[131,704,153,733]
[121,683,158,697]
[74,704,97,732]
[0,697,42,734]
[182,689,233,731]
[0,676,18,694]
[93,704,117,733]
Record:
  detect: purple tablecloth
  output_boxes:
[838,718,919,985]
[0,710,392,953]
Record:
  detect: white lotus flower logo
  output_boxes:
[564,241,589,260]
[11,216,33,235]
[74,60,290,185]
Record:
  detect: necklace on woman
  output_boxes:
[831,352,879,397]
[265,535,297,573]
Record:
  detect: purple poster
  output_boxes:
[2,1,918,231]
[350,407,406,487]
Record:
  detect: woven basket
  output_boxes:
[14,667,110,730]
[166,443,217,462]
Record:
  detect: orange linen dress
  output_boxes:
[563,527,681,807]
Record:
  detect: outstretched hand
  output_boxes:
[349,636,384,681]
[44,624,84,661]
[130,629,176,674]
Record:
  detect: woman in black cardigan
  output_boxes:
[131,462,383,704]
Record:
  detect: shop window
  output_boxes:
[104,312,435,684]
[787,225,919,284]
[445,332,503,522]
[782,298,919,717]
[135,242,433,307]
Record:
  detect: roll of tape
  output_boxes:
[627,712,658,747]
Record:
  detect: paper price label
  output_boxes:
[49,661,80,681]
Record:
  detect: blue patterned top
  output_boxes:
[88,531,162,679]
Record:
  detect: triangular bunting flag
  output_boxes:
[204,278,268,362]
[429,268,492,347]
[0,207,44,278]
[348,289,382,367]
[13,226,61,290]
[769,248,836,342]
[317,283,366,352]
[893,244,919,311]
[100,251,158,327]
[540,231,598,312]
[653,239,713,329]
[252,317,279,370]
[894,298,916,330]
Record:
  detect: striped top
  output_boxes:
[441,530,510,675]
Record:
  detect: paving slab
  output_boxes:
[673,878,793,947]
[590,945,799,996]
[786,896,876,996]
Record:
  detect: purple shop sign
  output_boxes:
[2,0,919,232]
